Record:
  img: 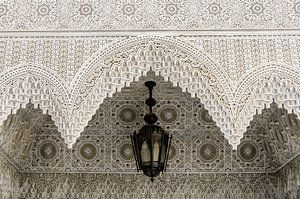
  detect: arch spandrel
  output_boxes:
[69,36,235,148]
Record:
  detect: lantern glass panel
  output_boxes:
[140,140,151,163]
[152,133,162,163]
[160,136,168,164]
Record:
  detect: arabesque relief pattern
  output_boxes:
[0,72,299,174]
[18,173,278,199]
[0,154,20,198]
[1,35,300,148]
[15,156,300,199]
[1,0,300,31]
[276,155,300,199]
[0,60,299,198]
[0,1,299,198]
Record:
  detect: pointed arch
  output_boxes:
[67,36,235,148]
[0,64,72,146]
[0,64,70,96]
[231,62,300,148]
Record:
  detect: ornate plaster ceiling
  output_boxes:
[0,72,299,174]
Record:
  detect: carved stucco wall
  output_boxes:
[0,72,299,174]
[0,1,299,198]
[0,35,300,198]
[1,34,300,149]
[16,157,300,199]
[276,155,300,199]
[18,173,279,199]
[0,154,20,198]
[0,72,299,198]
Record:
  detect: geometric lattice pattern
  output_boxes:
[6,155,298,198]
[1,156,299,198]
[1,1,300,197]
[1,0,300,31]
[0,72,299,175]
[19,173,279,199]
[0,71,299,199]
[1,36,300,149]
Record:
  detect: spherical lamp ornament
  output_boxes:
[131,81,172,182]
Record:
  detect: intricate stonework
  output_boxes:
[72,36,234,148]
[118,106,138,124]
[1,0,300,30]
[159,106,178,124]
[199,143,219,161]
[1,34,300,149]
[0,154,20,198]
[0,71,299,198]
[79,142,97,161]
[1,73,299,175]
[17,172,281,199]
[118,142,134,161]
[0,1,299,197]
[39,142,57,160]
[238,141,258,162]
[276,155,300,199]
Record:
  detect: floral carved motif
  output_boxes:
[0,35,300,149]
[0,0,300,30]
[71,36,234,148]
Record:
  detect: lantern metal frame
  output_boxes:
[131,81,172,182]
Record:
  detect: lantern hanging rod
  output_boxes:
[145,81,156,114]
[144,81,158,125]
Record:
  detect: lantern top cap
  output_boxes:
[145,81,156,88]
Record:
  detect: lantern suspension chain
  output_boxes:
[144,81,158,125]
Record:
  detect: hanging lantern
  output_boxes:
[131,81,172,182]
